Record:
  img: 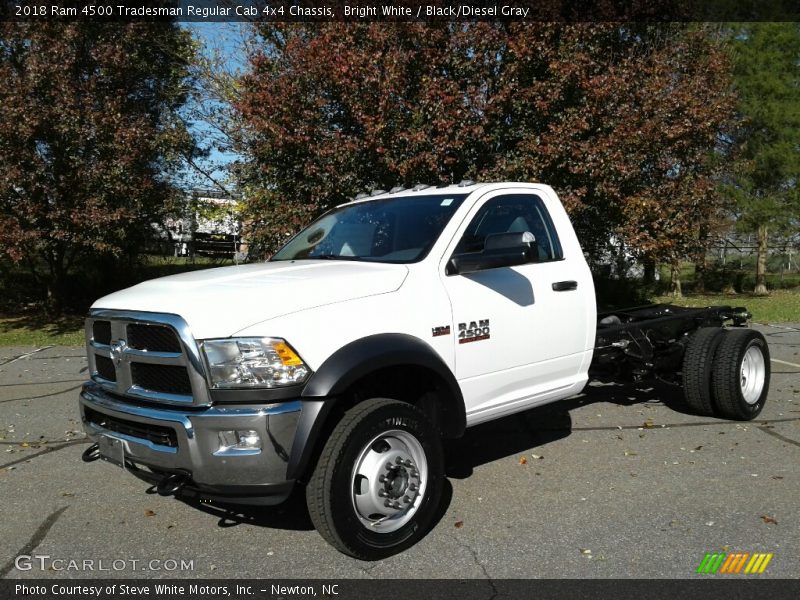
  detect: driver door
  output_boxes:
[440,190,588,423]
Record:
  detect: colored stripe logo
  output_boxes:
[696,552,773,574]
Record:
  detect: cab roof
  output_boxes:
[345,181,546,206]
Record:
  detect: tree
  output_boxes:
[0,22,197,308]
[236,23,733,273]
[721,23,800,295]
[181,23,251,196]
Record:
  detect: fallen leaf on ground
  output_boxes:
[579,548,592,555]
[642,418,655,429]
[454,521,464,529]
[772,476,784,480]
[519,456,528,465]
[624,450,638,456]
[531,454,544,460]
[694,446,703,451]
[144,510,156,517]
[761,515,778,525]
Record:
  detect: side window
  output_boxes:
[454,194,563,261]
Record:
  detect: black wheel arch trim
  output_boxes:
[286,399,332,481]
[286,334,465,480]
[302,334,463,403]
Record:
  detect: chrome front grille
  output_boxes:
[92,320,112,345]
[94,355,117,382]
[86,310,210,406]
[130,363,193,395]
[127,323,182,353]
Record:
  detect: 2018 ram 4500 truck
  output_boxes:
[79,182,770,559]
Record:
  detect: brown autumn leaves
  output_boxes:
[1,22,735,297]
[237,23,734,265]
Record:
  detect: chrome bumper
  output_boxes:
[79,382,301,504]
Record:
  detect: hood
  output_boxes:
[92,260,409,339]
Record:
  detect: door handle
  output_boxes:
[552,280,578,292]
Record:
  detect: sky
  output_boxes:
[181,23,249,192]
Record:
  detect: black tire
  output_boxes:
[306,398,444,560]
[712,329,770,421]
[682,327,725,416]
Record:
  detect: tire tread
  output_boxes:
[713,329,769,421]
[682,327,724,416]
[306,398,436,559]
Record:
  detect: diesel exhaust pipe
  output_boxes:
[81,443,101,463]
[156,473,188,497]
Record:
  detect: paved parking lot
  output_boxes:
[1,323,799,579]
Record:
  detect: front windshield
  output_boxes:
[271,194,467,263]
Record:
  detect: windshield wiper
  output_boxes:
[311,254,363,261]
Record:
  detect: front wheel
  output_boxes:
[306,398,444,559]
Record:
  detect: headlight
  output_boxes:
[202,337,310,389]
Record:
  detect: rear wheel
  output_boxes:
[306,398,444,559]
[712,329,770,421]
[682,327,725,416]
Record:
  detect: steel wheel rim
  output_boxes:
[740,344,766,405]
[350,429,428,533]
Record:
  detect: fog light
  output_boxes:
[217,429,262,454]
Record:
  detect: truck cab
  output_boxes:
[79,182,767,559]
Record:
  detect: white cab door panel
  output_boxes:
[439,188,591,421]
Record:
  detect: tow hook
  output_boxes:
[81,443,101,463]
[156,473,189,497]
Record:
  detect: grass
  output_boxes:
[0,313,85,347]
[652,289,800,324]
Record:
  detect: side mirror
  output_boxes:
[447,231,535,275]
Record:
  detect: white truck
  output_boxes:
[79,182,770,559]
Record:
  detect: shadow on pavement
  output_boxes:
[168,382,694,534]
[445,380,693,479]
[177,486,315,531]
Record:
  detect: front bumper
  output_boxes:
[79,382,301,505]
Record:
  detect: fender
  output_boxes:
[286,334,465,480]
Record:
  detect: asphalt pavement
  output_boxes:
[1,323,798,579]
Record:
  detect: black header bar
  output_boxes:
[4,579,800,600]
[2,0,800,22]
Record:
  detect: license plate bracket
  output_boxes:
[97,434,125,468]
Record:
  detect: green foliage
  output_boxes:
[722,23,800,232]
[719,23,800,293]
[237,23,733,260]
[0,22,197,308]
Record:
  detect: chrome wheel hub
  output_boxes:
[350,430,428,533]
[740,345,766,405]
